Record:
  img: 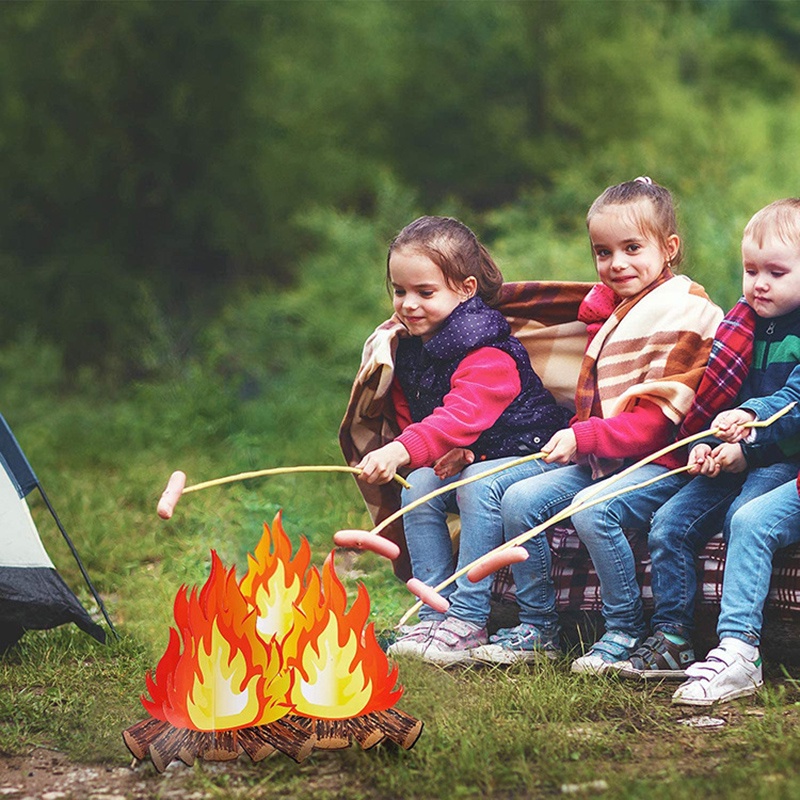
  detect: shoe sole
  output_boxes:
[570,660,627,676]
[619,665,689,681]
[672,681,763,706]
[387,643,431,658]
[472,647,558,665]
[421,648,484,667]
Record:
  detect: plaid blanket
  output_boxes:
[574,273,723,477]
[679,299,756,437]
[491,526,800,619]
[339,281,592,578]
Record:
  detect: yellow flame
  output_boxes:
[247,559,305,641]
[291,614,373,719]
[185,622,291,730]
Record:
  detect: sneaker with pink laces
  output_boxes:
[386,619,441,658]
[421,617,488,666]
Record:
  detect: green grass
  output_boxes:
[5,206,800,798]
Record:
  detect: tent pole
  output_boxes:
[36,485,120,640]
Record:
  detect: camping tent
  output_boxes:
[0,414,113,651]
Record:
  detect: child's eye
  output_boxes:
[393,288,406,297]
[626,244,641,253]
[594,248,610,258]
[419,290,434,298]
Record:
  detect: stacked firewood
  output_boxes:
[123,708,423,771]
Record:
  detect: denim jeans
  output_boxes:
[502,462,688,637]
[401,456,554,624]
[648,462,798,639]
[718,478,800,646]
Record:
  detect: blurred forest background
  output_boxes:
[1,0,800,636]
[6,2,800,787]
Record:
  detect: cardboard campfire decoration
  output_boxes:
[123,514,422,770]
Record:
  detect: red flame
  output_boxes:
[142,514,403,730]
[142,552,292,731]
[286,554,403,719]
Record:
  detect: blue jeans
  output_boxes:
[718,478,800,646]
[502,463,688,637]
[401,456,554,624]
[648,462,799,639]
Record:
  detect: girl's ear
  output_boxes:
[665,234,680,263]
[462,275,478,298]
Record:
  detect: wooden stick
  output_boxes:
[306,718,352,750]
[184,465,411,494]
[348,715,386,750]
[122,717,170,760]
[159,464,410,519]
[334,452,545,557]
[397,464,691,626]
[259,716,317,763]
[149,726,198,772]
[396,401,796,627]
[372,708,423,749]
[202,730,240,761]
[238,727,278,762]
[178,731,210,765]
[368,452,545,538]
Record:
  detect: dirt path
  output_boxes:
[0,748,207,800]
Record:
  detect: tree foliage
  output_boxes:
[0,0,798,374]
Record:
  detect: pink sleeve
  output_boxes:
[390,377,413,431]
[396,348,520,468]
[572,399,675,460]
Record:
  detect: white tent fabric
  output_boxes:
[0,466,54,569]
[0,413,107,650]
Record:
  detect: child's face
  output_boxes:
[588,203,679,298]
[389,248,476,341]
[742,233,800,319]
[389,249,477,342]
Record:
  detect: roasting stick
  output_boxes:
[396,401,796,626]
[397,463,693,626]
[157,466,411,520]
[333,451,546,560]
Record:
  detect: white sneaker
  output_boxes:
[387,619,440,658]
[672,645,763,706]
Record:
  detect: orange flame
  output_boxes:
[142,552,293,731]
[239,511,312,644]
[287,554,403,719]
[142,514,403,730]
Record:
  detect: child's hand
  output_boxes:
[356,441,410,485]
[688,443,719,477]
[542,428,577,464]
[711,442,747,473]
[712,409,756,443]
[433,448,475,479]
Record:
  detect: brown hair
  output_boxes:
[586,176,683,267]
[743,198,800,250]
[387,216,504,306]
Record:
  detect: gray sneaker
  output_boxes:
[421,617,488,666]
[472,623,560,665]
[387,619,441,658]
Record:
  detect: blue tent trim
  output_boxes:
[0,413,116,648]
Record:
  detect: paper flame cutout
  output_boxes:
[142,513,402,731]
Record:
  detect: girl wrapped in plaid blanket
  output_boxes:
[467,178,723,670]
[351,216,572,663]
